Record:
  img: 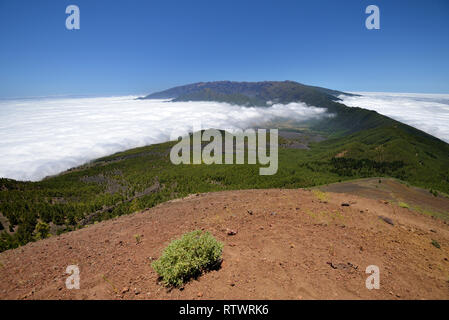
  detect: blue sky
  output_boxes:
[0,0,448,98]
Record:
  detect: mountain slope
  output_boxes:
[1,80,448,252]
[1,187,448,300]
[139,80,351,106]
[139,81,444,139]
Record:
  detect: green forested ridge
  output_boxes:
[1,80,448,251]
[140,81,403,136]
[1,124,448,252]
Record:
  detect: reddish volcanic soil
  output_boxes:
[1,184,449,300]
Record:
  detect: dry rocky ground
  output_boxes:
[0,181,448,300]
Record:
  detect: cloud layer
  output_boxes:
[339,92,449,143]
[0,96,328,181]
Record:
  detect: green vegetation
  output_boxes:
[152,230,223,287]
[312,190,328,202]
[0,122,448,252]
[398,202,410,209]
[1,82,449,251]
[102,274,119,294]
[34,221,50,240]
[431,240,441,249]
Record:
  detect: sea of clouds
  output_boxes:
[339,92,449,143]
[0,96,328,181]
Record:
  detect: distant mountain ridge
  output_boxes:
[139,81,449,175]
[139,80,355,107]
[138,81,418,137]
[1,81,448,252]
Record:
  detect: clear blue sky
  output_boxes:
[0,0,448,98]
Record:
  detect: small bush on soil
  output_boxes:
[431,239,441,249]
[398,202,409,209]
[152,230,223,287]
[312,190,328,202]
[35,221,50,240]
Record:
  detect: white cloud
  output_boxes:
[339,92,449,143]
[0,96,328,181]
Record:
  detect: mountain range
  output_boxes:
[1,80,448,251]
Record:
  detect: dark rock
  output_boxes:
[327,261,358,270]
[378,215,394,226]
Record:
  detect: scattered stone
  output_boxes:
[230,283,235,287]
[378,215,394,226]
[430,229,437,233]
[197,292,203,297]
[341,203,350,207]
[226,229,237,236]
[121,287,129,294]
[327,261,358,270]
[247,210,253,215]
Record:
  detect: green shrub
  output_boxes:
[431,239,441,249]
[398,202,409,209]
[35,221,50,240]
[152,230,223,287]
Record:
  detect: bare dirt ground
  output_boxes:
[1,182,449,300]
[320,178,449,221]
